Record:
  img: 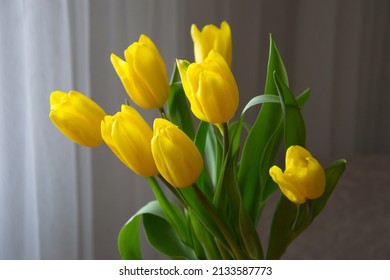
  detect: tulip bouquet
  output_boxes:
[49,21,346,260]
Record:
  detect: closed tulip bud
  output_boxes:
[111,34,169,109]
[151,118,203,188]
[191,21,232,66]
[49,90,106,147]
[176,50,239,123]
[101,105,158,177]
[269,145,326,204]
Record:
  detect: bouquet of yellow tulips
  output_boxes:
[49,21,346,260]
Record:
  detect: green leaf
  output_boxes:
[224,152,264,259]
[312,159,347,217]
[266,195,297,259]
[242,95,281,115]
[205,124,223,188]
[177,187,226,247]
[228,116,244,158]
[194,121,214,198]
[118,201,163,260]
[296,88,311,109]
[147,177,189,244]
[143,213,196,260]
[239,34,288,224]
[266,159,347,259]
[167,64,195,139]
[188,210,222,259]
[273,72,306,148]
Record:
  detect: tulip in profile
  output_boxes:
[269,145,326,204]
[111,34,169,109]
[151,118,203,188]
[177,50,239,124]
[49,90,106,147]
[191,21,232,66]
[101,105,158,177]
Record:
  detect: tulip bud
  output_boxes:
[191,21,232,66]
[269,145,326,204]
[101,105,158,176]
[49,90,106,147]
[111,34,169,109]
[151,118,203,188]
[176,50,239,124]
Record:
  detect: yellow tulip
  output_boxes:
[269,145,326,204]
[101,105,158,177]
[176,50,239,123]
[49,90,106,147]
[111,34,169,109]
[191,21,232,66]
[151,118,203,188]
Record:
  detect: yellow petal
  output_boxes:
[152,118,203,188]
[132,44,169,108]
[112,115,157,176]
[215,21,232,66]
[269,166,306,204]
[49,90,106,147]
[304,157,326,199]
[197,70,235,123]
[286,145,312,168]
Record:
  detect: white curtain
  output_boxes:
[0,0,388,259]
[0,0,92,259]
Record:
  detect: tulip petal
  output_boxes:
[304,157,326,199]
[215,21,232,66]
[152,119,203,188]
[112,116,157,176]
[49,90,106,147]
[198,70,236,123]
[50,108,103,147]
[132,42,169,107]
[269,166,306,204]
[286,145,312,168]
[111,53,134,100]
[101,116,130,168]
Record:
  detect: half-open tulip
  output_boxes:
[151,118,203,188]
[177,50,239,123]
[101,105,158,176]
[191,21,232,66]
[49,90,106,147]
[269,145,326,204]
[111,34,169,109]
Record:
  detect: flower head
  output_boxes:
[151,118,203,188]
[176,50,239,123]
[101,105,158,176]
[191,21,232,66]
[269,145,326,204]
[49,90,106,147]
[111,34,169,109]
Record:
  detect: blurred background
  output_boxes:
[0,0,389,259]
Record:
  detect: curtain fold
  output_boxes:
[0,0,92,259]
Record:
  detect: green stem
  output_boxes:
[158,175,188,208]
[159,107,167,119]
[222,122,230,160]
[192,183,244,259]
[212,122,230,207]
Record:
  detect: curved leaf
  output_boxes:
[118,201,162,260]
[143,213,196,260]
[239,34,288,223]
[167,64,195,139]
[242,95,280,115]
[273,72,306,149]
